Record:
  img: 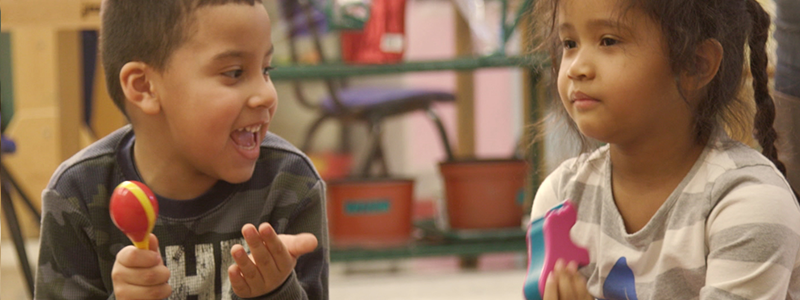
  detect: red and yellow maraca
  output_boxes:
[110,181,159,249]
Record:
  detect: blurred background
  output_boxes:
[0,0,777,298]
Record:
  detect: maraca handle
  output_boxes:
[132,237,150,250]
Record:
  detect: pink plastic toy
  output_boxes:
[523,200,590,300]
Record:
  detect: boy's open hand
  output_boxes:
[111,234,172,300]
[543,259,594,300]
[228,223,318,298]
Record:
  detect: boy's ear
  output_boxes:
[119,62,161,115]
[686,38,723,91]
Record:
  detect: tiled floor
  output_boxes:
[2,240,528,299]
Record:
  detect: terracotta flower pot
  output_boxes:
[326,177,414,247]
[439,159,528,230]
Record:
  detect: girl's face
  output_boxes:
[556,0,693,146]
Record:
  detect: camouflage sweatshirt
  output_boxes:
[34,125,329,300]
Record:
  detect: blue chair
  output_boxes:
[2,118,39,298]
[279,0,455,177]
[1,134,16,153]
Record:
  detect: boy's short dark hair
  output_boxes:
[100,0,262,117]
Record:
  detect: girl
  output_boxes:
[529,0,800,299]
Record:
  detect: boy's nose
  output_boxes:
[566,51,595,81]
[248,78,278,109]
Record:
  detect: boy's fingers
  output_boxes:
[116,245,162,268]
[125,264,171,287]
[228,264,252,296]
[279,233,318,258]
[230,244,264,286]
[242,224,274,272]
[148,233,159,252]
[259,223,292,273]
[113,282,172,300]
[148,234,162,261]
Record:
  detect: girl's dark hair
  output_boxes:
[531,0,787,176]
[100,0,261,118]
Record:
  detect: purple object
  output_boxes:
[279,0,327,37]
[321,88,455,113]
[0,116,14,154]
[1,135,15,154]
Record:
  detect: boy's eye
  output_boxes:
[600,37,619,46]
[262,66,275,76]
[223,69,244,78]
[562,40,577,49]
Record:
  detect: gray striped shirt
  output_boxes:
[532,134,800,299]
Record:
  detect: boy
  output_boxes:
[34,1,329,299]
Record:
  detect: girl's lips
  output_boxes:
[570,92,600,110]
[570,91,598,102]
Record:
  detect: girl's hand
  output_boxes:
[228,223,318,298]
[111,234,172,300]
[543,259,593,300]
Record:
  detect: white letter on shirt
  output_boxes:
[165,243,215,300]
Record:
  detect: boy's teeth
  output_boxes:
[237,124,261,133]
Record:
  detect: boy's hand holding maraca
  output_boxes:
[227,223,318,298]
[109,181,172,300]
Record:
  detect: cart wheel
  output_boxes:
[459,255,479,270]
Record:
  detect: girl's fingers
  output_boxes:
[543,272,558,300]
[567,263,591,300]
[555,260,578,300]
[541,259,592,300]
[228,264,252,296]
[230,244,264,288]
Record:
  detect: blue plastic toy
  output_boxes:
[523,200,590,300]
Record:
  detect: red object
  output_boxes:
[327,178,414,248]
[308,152,353,181]
[439,159,528,229]
[340,0,407,64]
[110,181,159,249]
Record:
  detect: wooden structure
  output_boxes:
[1,0,126,238]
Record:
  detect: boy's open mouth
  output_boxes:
[231,124,262,149]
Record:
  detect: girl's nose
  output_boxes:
[566,50,595,81]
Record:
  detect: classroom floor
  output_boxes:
[1,239,528,299]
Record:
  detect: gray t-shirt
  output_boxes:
[532,133,800,299]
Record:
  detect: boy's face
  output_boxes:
[149,3,276,184]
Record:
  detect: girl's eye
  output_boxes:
[562,40,577,49]
[262,66,275,76]
[600,37,619,46]
[223,69,244,78]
